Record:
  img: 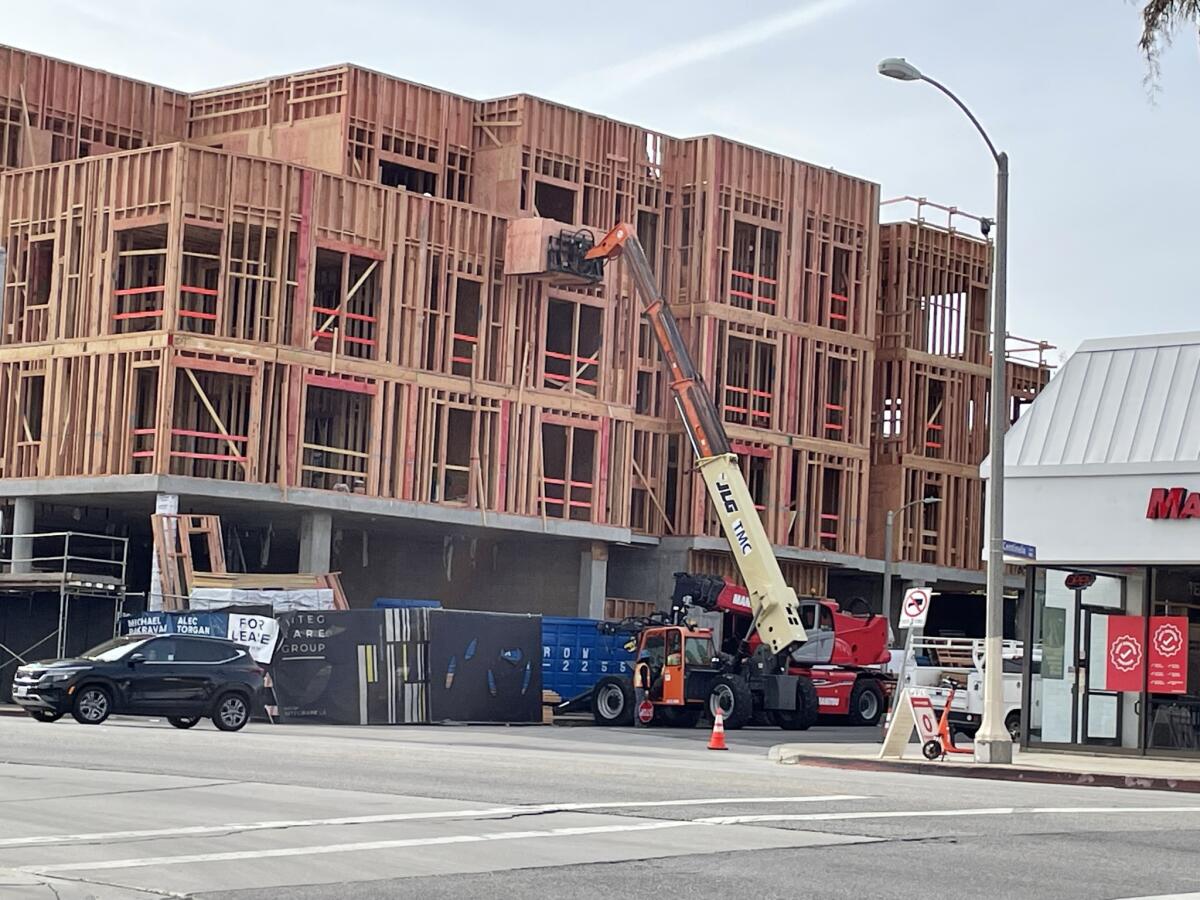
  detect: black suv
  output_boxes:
[12,634,265,731]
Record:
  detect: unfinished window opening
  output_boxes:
[830,246,851,330]
[534,181,576,223]
[227,223,278,343]
[444,148,471,202]
[925,379,946,457]
[29,240,53,309]
[423,255,445,371]
[818,467,842,551]
[2,105,20,167]
[113,226,168,334]
[17,374,44,469]
[745,454,768,513]
[665,437,680,526]
[302,385,371,492]
[636,210,660,274]
[920,483,942,564]
[169,368,251,482]
[312,247,380,361]
[543,298,601,396]
[635,319,663,416]
[730,221,779,313]
[380,159,438,195]
[179,226,222,334]
[923,289,969,358]
[431,406,473,503]
[719,336,773,428]
[540,422,596,521]
[451,280,481,378]
[823,356,847,441]
[130,367,159,473]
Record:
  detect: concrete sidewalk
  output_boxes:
[769,739,1200,793]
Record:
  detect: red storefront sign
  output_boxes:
[1105,615,1144,692]
[1103,615,1189,693]
[1149,615,1189,694]
[1146,487,1200,519]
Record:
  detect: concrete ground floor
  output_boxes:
[0,474,1023,633]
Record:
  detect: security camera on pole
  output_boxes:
[878,56,1013,763]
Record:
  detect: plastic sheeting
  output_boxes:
[188,588,334,612]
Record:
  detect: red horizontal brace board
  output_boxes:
[113,309,164,321]
[730,270,778,285]
[179,310,218,321]
[181,285,219,297]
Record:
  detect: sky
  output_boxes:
[5,0,1199,363]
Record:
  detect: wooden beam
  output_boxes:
[18,85,37,168]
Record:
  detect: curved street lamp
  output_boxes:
[878,57,1012,765]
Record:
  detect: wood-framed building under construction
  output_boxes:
[0,46,1052,625]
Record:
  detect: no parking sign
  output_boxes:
[899,588,932,629]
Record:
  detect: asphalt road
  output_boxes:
[1,715,1199,899]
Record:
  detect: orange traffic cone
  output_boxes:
[708,710,728,750]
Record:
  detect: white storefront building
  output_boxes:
[984,332,1200,756]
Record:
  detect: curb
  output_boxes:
[0,705,28,718]
[770,749,1200,794]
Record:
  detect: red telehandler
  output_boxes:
[672,573,893,726]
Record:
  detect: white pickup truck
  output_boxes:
[899,637,1040,740]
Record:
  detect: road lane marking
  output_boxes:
[698,806,1200,825]
[0,795,866,848]
[22,821,702,873]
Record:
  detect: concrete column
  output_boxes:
[10,497,34,574]
[299,510,333,574]
[577,541,608,619]
[148,493,178,611]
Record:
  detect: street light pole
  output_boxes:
[877,58,1013,764]
[881,496,941,646]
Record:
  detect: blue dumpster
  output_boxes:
[541,616,635,700]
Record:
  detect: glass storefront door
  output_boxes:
[1077,604,1121,746]
[1026,567,1142,750]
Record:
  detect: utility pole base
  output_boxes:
[974,738,1014,765]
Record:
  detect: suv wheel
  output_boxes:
[72,686,111,725]
[29,709,63,723]
[213,693,250,732]
[168,716,201,730]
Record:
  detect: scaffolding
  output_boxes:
[0,530,128,659]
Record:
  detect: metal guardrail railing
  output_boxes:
[0,531,129,586]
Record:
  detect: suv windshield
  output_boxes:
[79,636,151,662]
